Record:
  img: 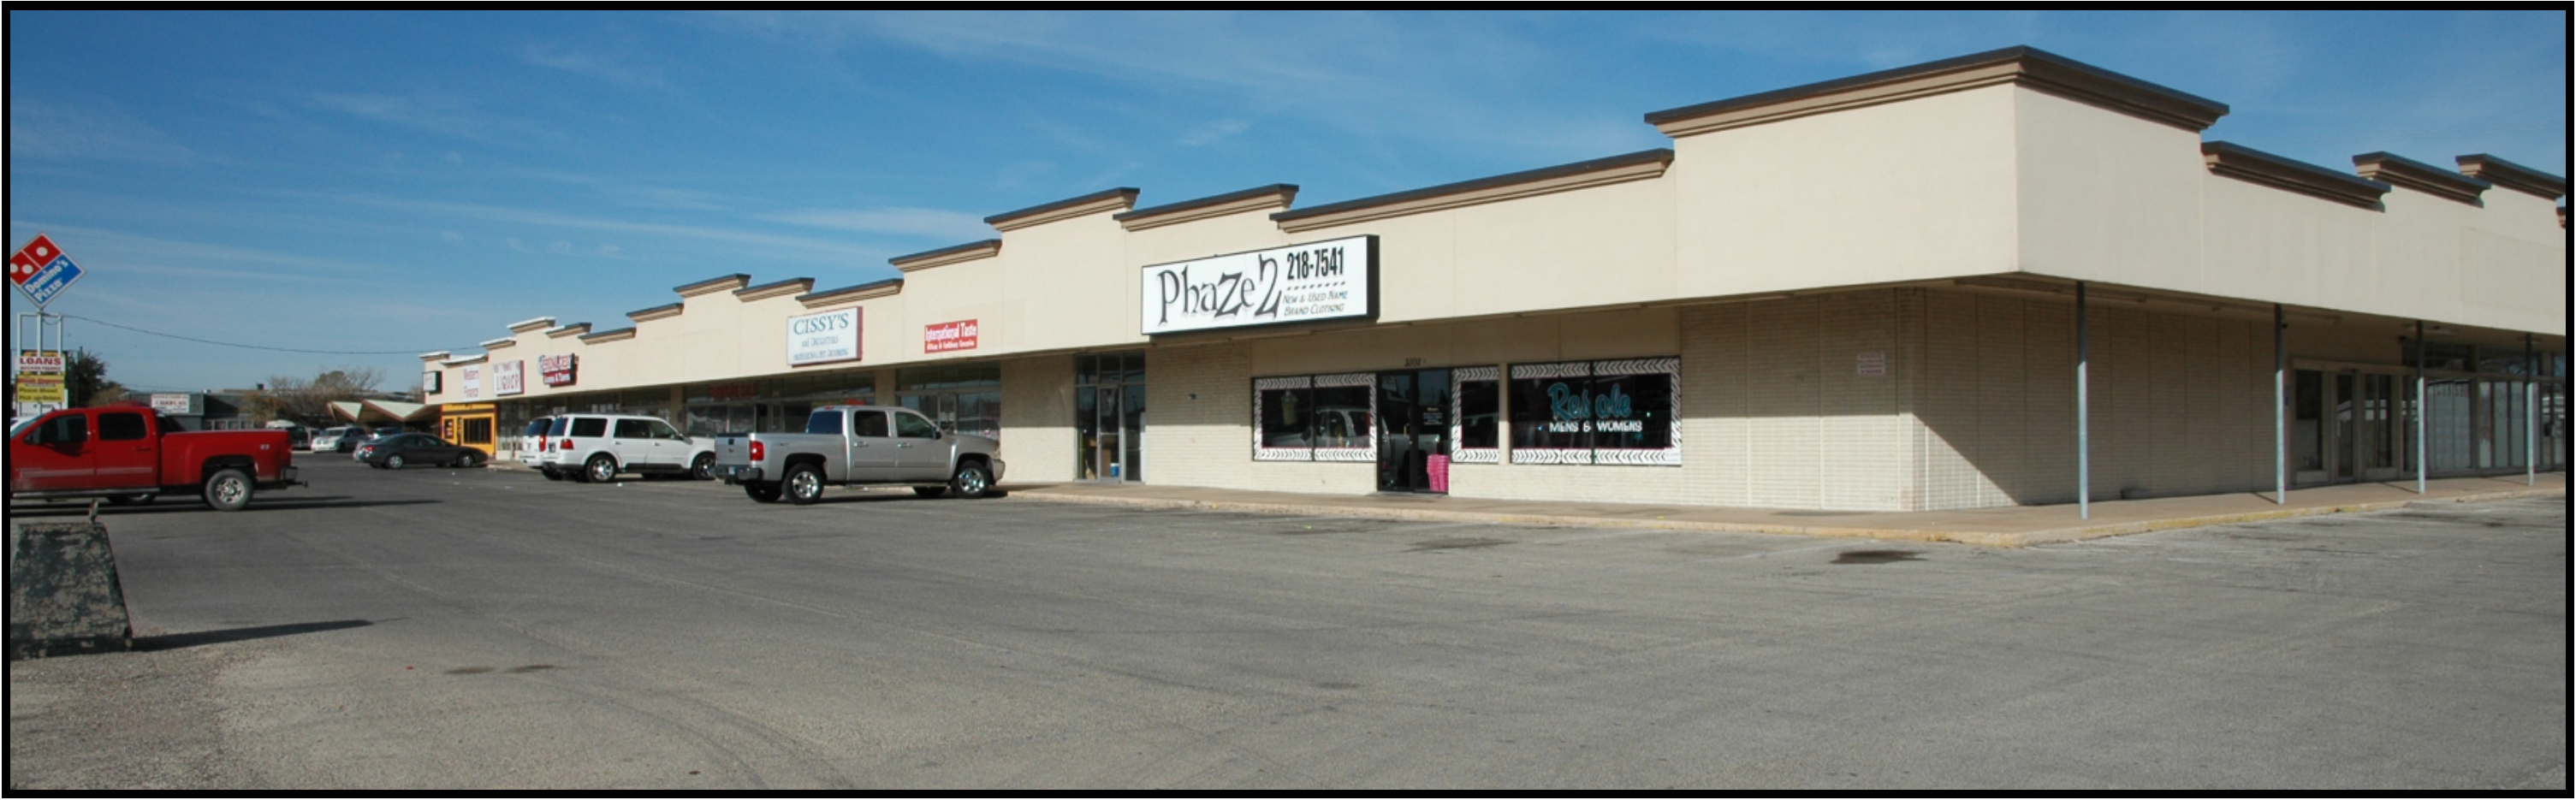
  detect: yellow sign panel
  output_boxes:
[16,373,66,403]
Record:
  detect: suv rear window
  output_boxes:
[547,418,570,436]
[569,418,608,437]
[525,418,553,437]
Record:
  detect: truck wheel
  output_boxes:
[585,454,618,483]
[950,461,993,500]
[784,465,825,506]
[691,453,717,482]
[204,468,254,512]
[745,482,783,503]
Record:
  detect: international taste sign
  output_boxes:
[788,308,862,367]
[925,320,979,353]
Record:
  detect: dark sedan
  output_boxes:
[357,434,487,470]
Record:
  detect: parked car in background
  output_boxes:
[516,416,556,473]
[313,426,359,453]
[357,433,485,470]
[714,406,1004,505]
[537,413,716,483]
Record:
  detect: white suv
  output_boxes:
[537,413,718,483]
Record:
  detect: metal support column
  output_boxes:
[2530,335,2539,487]
[2415,321,2428,495]
[2077,281,2091,520]
[2274,305,2287,504]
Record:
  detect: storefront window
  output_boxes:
[1254,374,1374,461]
[1509,358,1682,466]
[1452,367,1501,464]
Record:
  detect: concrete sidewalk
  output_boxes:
[1007,472,2567,548]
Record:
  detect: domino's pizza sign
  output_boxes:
[9,234,86,306]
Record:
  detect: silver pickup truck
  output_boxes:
[713,406,1006,505]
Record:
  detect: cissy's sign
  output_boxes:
[788,308,862,367]
[1141,235,1376,335]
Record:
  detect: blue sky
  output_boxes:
[9,10,2567,394]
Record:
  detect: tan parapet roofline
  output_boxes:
[798,278,904,309]
[2203,142,2390,210]
[734,278,816,301]
[674,274,751,298]
[984,188,1139,232]
[627,303,685,323]
[441,353,489,367]
[2455,155,2568,201]
[891,240,1002,273]
[416,351,452,363]
[506,317,555,335]
[1117,185,1298,232]
[579,327,638,344]
[1273,150,1671,234]
[547,323,592,339]
[2353,152,2490,205]
[479,337,519,350]
[1645,46,2229,138]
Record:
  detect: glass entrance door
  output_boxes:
[1076,353,1144,482]
[1378,369,1451,493]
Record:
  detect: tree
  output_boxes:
[66,349,128,407]
[255,366,384,426]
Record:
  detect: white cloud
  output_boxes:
[332,194,896,265]
[761,207,992,241]
[7,97,195,164]
[309,92,557,145]
[522,46,671,90]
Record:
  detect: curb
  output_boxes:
[1009,488,2567,548]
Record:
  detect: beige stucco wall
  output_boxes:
[1673,84,2024,298]
[425,62,2562,511]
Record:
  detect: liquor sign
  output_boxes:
[493,360,525,397]
[9,234,86,306]
[16,350,66,375]
[1141,235,1376,335]
[539,353,579,387]
[787,308,862,367]
[924,320,980,353]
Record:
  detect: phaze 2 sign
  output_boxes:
[1141,235,1375,335]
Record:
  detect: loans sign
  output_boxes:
[787,308,862,367]
[1140,235,1376,335]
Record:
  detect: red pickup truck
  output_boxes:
[8,406,301,511]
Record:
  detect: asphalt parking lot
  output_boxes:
[9,456,2568,790]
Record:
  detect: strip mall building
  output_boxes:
[425,48,2567,512]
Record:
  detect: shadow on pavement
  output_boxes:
[4,497,442,518]
[134,619,375,652]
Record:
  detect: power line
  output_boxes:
[56,314,448,356]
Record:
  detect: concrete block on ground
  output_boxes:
[9,521,134,659]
